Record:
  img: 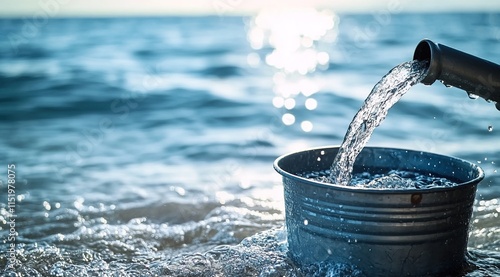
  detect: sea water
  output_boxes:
[329,60,430,187]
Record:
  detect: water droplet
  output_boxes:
[488,125,493,132]
[303,219,308,225]
[440,80,451,87]
[467,92,479,99]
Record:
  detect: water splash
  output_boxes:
[330,60,428,186]
[300,169,457,189]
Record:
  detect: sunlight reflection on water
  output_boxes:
[247,8,338,133]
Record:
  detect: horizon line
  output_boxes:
[0,9,499,19]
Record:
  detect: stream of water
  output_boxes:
[330,60,428,186]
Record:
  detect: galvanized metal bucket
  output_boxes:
[274,146,484,277]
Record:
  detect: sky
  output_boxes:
[0,0,499,17]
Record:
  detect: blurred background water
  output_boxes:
[1,10,500,276]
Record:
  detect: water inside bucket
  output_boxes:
[299,169,457,189]
[330,60,428,186]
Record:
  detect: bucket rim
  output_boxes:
[273,145,485,194]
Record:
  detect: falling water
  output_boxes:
[330,60,428,186]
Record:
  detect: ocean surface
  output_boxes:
[1,12,500,276]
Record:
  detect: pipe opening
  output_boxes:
[413,40,431,65]
[413,39,438,85]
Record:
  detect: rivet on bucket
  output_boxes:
[411,193,422,205]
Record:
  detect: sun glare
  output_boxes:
[248,8,338,132]
[250,8,336,74]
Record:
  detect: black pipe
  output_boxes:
[413,39,500,110]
